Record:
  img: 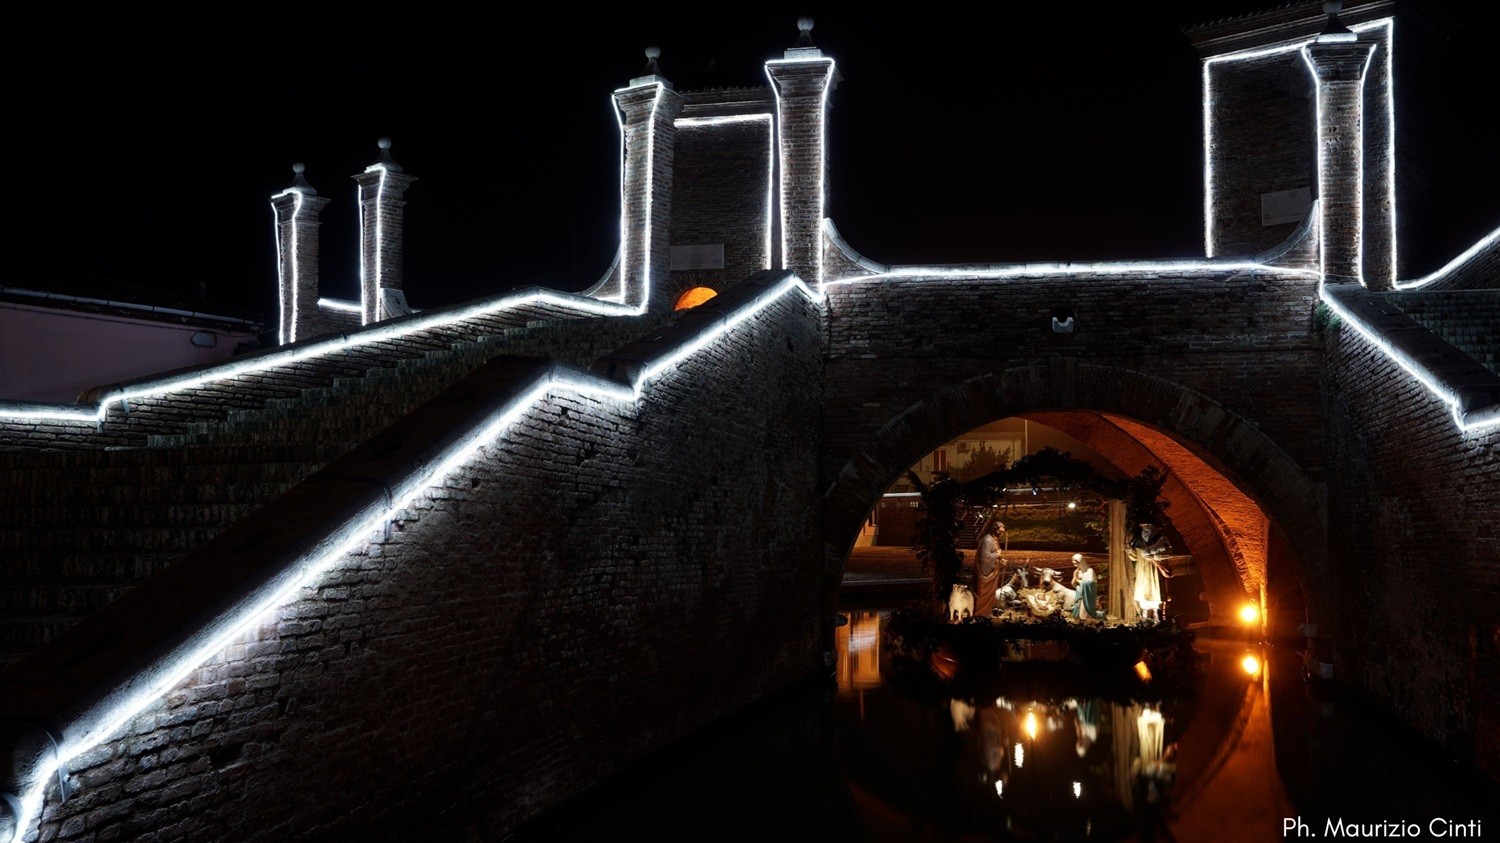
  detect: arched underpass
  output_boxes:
[824,363,1325,640]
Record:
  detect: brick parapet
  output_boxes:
[822,267,1325,478]
[1384,288,1500,376]
[2,274,823,842]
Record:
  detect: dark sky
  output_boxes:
[4,3,1496,339]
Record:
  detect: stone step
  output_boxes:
[0,613,80,664]
[0,526,225,553]
[0,552,179,581]
[0,502,264,531]
[0,580,138,614]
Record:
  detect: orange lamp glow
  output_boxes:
[1241,653,1261,676]
[1133,661,1153,682]
[674,286,719,310]
[1238,603,1260,625]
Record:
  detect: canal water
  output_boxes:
[515,608,1496,841]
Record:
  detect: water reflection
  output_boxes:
[834,610,1291,841]
[516,609,1496,842]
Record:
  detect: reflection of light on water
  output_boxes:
[835,613,884,690]
[1024,710,1039,740]
[1134,660,1152,682]
[950,698,975,732]
[1241,653,1261,676]
[995,780,1004,797]
[1014,742,1024,768]
[1073,781,1082,799]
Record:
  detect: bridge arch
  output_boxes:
[824,360,1329,632]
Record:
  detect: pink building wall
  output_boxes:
[0,302,258,403]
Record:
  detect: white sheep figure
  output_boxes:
[948,583,975,622]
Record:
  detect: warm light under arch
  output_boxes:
[674,286,719,310]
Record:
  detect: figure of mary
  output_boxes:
[1069,553,1106,620]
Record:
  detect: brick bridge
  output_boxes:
[3,6,1498,841]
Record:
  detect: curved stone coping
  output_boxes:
[1320,282,1500,431]
[820,201,1320,283]
[1393,226,1500,291]
[0,286,639,425]
[0,269,814,843]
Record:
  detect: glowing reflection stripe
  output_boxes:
[765,57,837,286]
[0,289,640,423]
[3,272,820,843]
[1393,228,1500,290]
[1319,283,1500,432]
[1301,40,1376,283]
[1203,18,1393,280]
[672,114,776,271]
[317,298,362,314]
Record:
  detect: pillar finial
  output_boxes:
[642,45,661,76]
[795,16,815,48]
[785,16,823,58]
[290,162,316,194]
[1319,0,1354,40]
[372,137,403,173]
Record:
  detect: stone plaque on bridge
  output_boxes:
[1260,187,1312,227]
[671,244,725,271]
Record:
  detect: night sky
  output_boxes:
[5,3,1496,341]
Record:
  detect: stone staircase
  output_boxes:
[1386,289,1500,377]
[0,295,657,663]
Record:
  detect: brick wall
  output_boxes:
[1321,318,1500,779]
[1386,289,1500,375]
[669,113,773,304]
[4,278,824,841]
[0,296,660,663]
[817,266,1332,637]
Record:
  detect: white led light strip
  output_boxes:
[317,298,362,314]
[1392,227,1500,290]
[826,260,1318,284]
[0,288,641,425]
[360,164,390,325]
[3,272,822,843]
[1319,283,1499,433]
[765,57,837,286]
[1203,18,1395,284]
[673,114,776,271]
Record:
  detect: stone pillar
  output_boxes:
[271,164,331,345]
[614,48,684,312]
[1302,11,1377,286]
[352,138,418,324]
[766,18,836,288]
